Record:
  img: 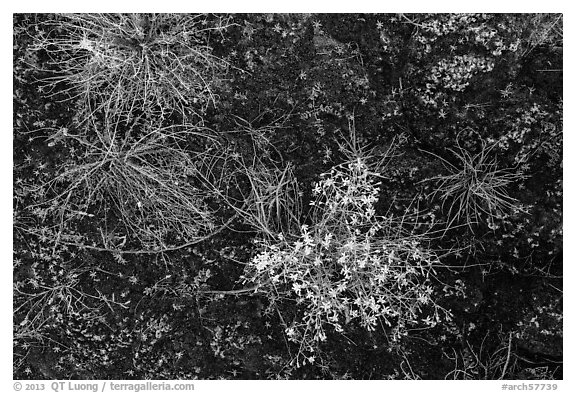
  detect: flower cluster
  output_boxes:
[420,55,495,108]
[488,101,563,166]
[430,55,495,93]
[410,14,522,56]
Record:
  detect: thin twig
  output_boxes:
[500,332,513,380]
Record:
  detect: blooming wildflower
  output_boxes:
[292,282,303,295]
[417,293,430,304]
[422,316,436,326]
[341,265,351,277]
[286,327,296,338]
[294,241,303,251]
[321,233,333,248]
[315,330,327,341]
[253,252,271,271]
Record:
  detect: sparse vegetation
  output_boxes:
[14,13,562,380]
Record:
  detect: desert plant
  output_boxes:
[423,137,525,230]
[242,132,450,367]
[30,13,234,123]
[32,116,236,252]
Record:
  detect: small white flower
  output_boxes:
[294,241,303,251]
[313,182,322,195]
[292,282,303,294]
[321,233,333,248]
[341,265,351,276]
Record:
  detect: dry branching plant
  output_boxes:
[228,160,302,238]
[13,261,129,360]
[214,114,303,238]
[444,331,516,380]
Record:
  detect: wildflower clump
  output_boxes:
[242,148,449,365]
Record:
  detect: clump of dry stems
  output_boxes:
[35,116,236,252]
[423,137,525,230]
[31,13,234,122]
